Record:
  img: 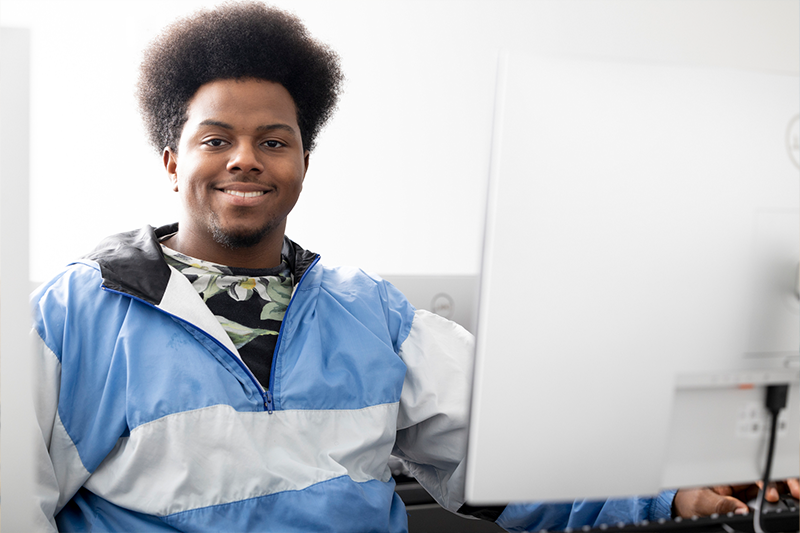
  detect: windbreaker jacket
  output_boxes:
[31,224,674,532]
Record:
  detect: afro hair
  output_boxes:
[136,1,343,153]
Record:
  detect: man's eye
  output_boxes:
[264,140,284,148]
[203,139,227,147]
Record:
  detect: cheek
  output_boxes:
[176,176,208,209]
[176,164,207,195]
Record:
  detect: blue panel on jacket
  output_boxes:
[273,265,414,411]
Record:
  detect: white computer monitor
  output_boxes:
[464,53,800,504]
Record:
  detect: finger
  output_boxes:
[715,495,750,516]
[787,479,800,499]
[748,480,778,502]
[765,483,779,503]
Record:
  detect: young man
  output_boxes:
[32,2,778,532]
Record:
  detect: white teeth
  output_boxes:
[224,190,264,198]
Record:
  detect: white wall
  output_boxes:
[0,0,798,282]
[0,26,36,533]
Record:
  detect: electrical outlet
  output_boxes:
[735,402,790,439]
[736,402,765,439]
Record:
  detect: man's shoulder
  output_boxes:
[313,263,388,292]
[33,259,104,302]
[31,259,110,350]
[313,264,414,314]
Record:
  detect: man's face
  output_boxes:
[164,78,309,259]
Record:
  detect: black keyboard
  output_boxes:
[566,502,798,533]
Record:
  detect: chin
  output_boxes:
[211,222,274,250]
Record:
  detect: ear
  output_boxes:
[302,150,310,184]
[163,147,179,192]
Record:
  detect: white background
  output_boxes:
[1,0,798,282]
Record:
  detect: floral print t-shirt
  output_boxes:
[161,245,293,388]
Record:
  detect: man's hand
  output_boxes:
[673,488,749,518]
[674,480,800,518]
[714,479,800,503]
[756,479,800,502]
[781,479,800,500]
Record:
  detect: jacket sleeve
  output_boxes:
[31,264,131,531]
[393,308,474,512]
[496,491,676,531]
[32,330,90,532]
[391,306,677,531]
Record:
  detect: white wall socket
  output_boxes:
[736,402,789,439]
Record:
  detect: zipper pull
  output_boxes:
[265,390,274,414]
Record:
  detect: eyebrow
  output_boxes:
[198,119,298,136]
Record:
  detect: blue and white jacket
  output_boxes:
[32,224,674,532]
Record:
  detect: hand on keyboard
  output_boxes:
[673,479,800,519]
[672,487,749,518]
[761,478,799,502]
[713,479,800,508]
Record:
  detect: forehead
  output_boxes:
[184,79,299,127]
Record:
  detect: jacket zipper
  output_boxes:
[267,255,321,412]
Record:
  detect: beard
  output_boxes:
[209,212,277,250]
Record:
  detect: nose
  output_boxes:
[227,142,263,174]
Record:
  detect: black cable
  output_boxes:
[753,384,789,533]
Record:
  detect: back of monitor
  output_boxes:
[465,53,800,504]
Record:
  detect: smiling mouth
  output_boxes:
[223,189,265,198]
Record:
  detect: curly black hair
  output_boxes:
[136,1,343,153]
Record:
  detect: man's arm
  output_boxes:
[33,331,63,533]
[393,308,473,513]
[32,330,90,532]
[496,493,675,532]
[31,265,129,531]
